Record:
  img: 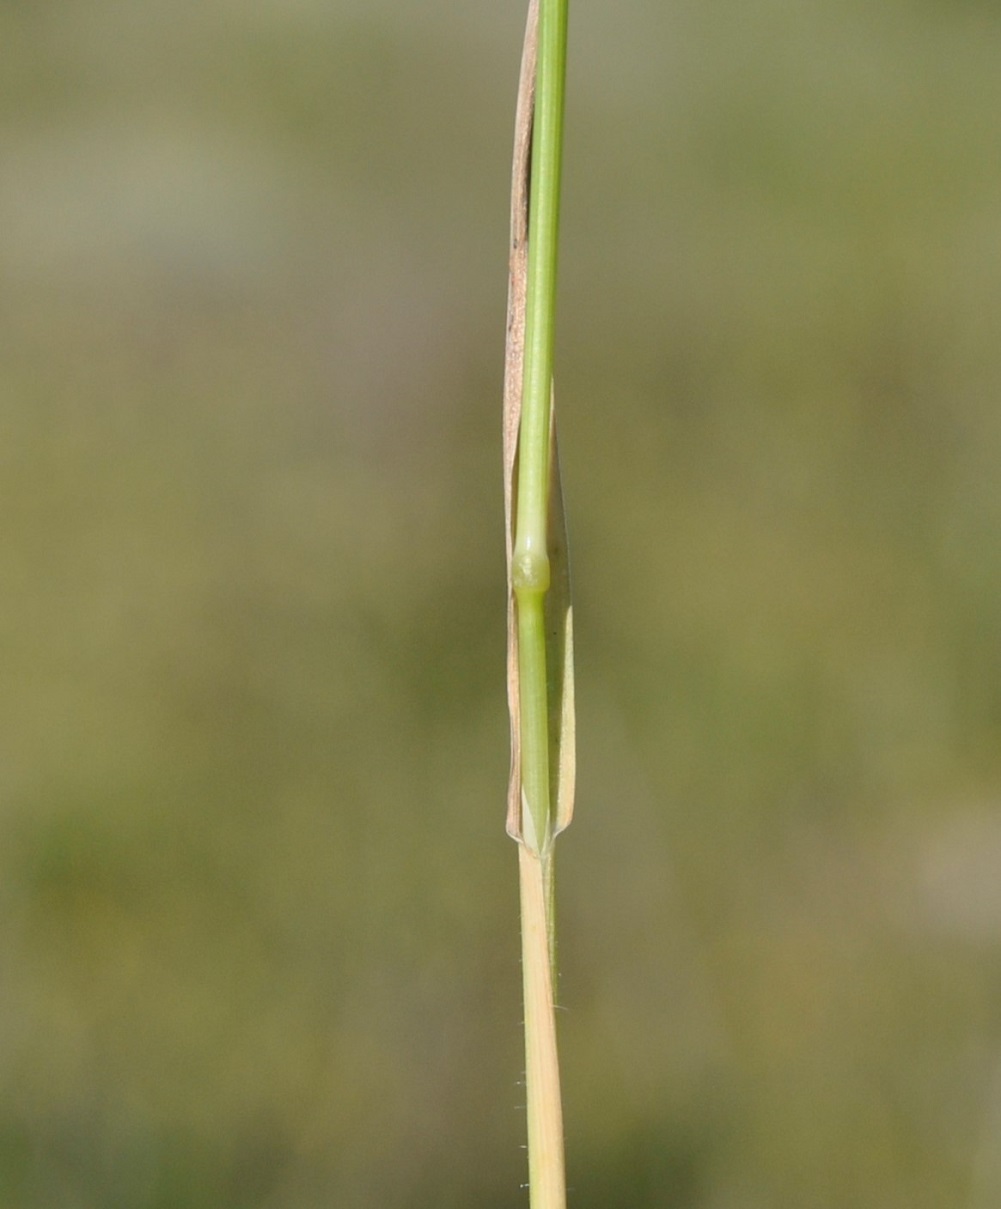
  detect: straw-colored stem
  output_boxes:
[520,843,566,1209]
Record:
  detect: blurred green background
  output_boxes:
[3,0,1001,1205]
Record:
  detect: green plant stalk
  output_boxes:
[510,0,570,1206]
[512,0,569,857]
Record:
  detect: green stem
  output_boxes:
[509,2,570,1204]
[513,0,569,855]
[516,593,552,855]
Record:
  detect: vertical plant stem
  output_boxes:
[507,0,570,1205]
[520,844,567,1209]
[513,0,569,856]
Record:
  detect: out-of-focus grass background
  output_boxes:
[3,0,1001,1205]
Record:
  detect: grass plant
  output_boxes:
[502,1,573,1205]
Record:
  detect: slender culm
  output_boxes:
[502,0,573,1205]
